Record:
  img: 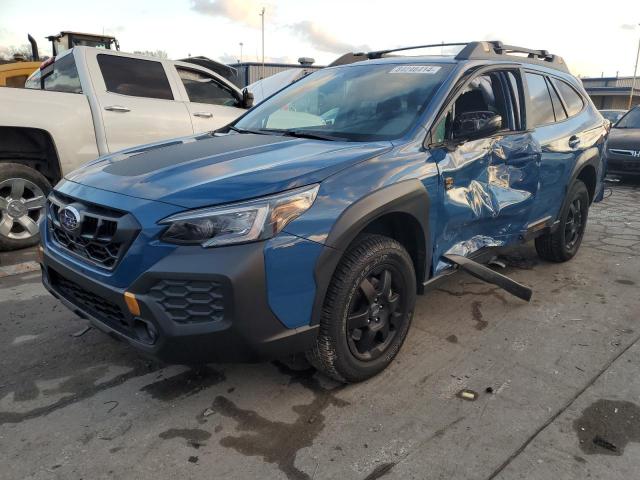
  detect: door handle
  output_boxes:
[568,136,581,149]
[193,112,213,118]
[104,105,130,113]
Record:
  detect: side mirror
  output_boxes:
[241,88,254,109]
[452,111,502,141]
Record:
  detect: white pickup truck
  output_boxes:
[0,46,251,250]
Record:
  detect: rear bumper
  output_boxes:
[41,241,318,364]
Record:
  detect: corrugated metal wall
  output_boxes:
[233,63,323,87]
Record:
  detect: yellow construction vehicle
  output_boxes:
[0,35,40,87]
[0,32,119,88]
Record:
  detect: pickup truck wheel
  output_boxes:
[535,179,589,263]
[0,163,51,251]
[307,234,416,383]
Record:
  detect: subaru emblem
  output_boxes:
[59,206,81,231]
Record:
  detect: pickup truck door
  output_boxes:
[173,65,246,132]
[429,68,541,271]
[87,52,193,153]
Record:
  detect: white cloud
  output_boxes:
[290,21,369,54]
[191,0,274,28]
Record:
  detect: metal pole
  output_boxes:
[628,26,640,110]
[260,7,265,79]
[239,42,243,63]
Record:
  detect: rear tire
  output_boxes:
[0,163,51,251]
[307,234,416,383]
[535,180,589,263]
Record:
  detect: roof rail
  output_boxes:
[352,41,569,73]
[356,43,469,60]
[456,41,568,72]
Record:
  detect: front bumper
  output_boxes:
[606,154,640,176]
[41,241,318,364]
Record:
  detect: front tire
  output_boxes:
[307,234,416,383]
[0,163,51,251]
[535,179,589,262]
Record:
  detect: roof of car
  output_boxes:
[333,41,570,74]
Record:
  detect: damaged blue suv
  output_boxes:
[41,41,607,382]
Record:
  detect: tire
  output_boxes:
[535,179,589,263]
[307,234,416,383]
[0,163,51,251]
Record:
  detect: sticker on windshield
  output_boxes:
[389,65,441,74]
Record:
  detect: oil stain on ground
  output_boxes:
[159,428,212,449]
[573,399,640,456]
[471,301,488,330]
[209,364,349,480]
[141,366,225,402]
[0,362,158,425]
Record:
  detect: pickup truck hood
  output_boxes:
[66,132,392,209]
[607,128,640,150]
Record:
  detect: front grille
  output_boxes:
[47,192,140,270]
[149,279,225,323]
[49,269,127,329]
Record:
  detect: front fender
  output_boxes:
[308,179,431,326]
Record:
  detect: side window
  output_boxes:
[28,54,82,94]
[524,72,555,127]
[177,68,238,106]
[551,78,584,117]
[546,78,567,121]
[442,70,521,141]
[97,55,173,100]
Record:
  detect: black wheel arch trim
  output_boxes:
[310,179,431,326]
[567,150,600,206]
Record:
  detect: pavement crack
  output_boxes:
[484,331,640,480]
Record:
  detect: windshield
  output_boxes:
[615,108,640,129]
[235,63,453,141]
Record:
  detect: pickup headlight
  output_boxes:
[159,184,319,247]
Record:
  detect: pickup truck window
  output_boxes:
[97,54,173,100]
[177,67,238,106]
[25,54,82,94]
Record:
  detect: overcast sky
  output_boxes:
[1,0,639,77]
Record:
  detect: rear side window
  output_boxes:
[525,73,555,127]
[546,78,567,121]
[25,53,82,94]
[551,78,584,117]
[98,55,173,100]
[177,68,238,106]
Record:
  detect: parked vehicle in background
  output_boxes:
[0,46,252,250]
[605,106,640,177]
[599,109,627,125]
[249,67,314,104]
[40,41,606,383]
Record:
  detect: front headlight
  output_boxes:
[159,184,319,247]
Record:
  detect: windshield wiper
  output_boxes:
[216,125,271,135]
[266,129,345,141]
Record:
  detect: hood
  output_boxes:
[66,133,392,209]
[608,128,640,150]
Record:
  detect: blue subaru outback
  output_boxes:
[40,41,607,382]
